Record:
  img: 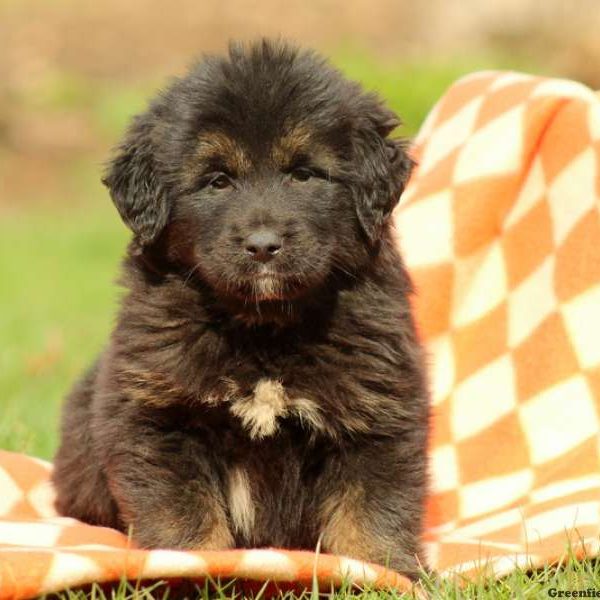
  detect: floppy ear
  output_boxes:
[353,107,415,244]
[102,114,169,246]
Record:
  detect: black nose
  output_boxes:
[245,229,283,262]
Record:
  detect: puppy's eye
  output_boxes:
[290,168,313,183]
[209,174,232,190]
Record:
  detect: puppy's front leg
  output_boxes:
[103,427,234,551]
[317,437,427,579]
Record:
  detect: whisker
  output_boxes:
[183,262,202,287]
[330,258,359,282]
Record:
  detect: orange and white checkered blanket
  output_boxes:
[1,71,599,598]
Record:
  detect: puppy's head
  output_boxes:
[103,40,413,312]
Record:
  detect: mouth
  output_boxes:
[208,262,330,323]
[232,264,298,302]
[210,261,325,305]
[249,270,286,300]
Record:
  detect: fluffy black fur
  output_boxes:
[52,40,430,578]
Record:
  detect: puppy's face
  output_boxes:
[103,42,413,312]
[171,124,351,303]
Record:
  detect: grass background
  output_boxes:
[2,50,598,597]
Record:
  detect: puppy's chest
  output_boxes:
[162,324,398,439]
[199,333,343,440]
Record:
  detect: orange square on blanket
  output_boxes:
[456,412,528,484]
[555,210,600,302]
[411,262,454,340]
[430,399,453,447]
[539,101,592,184]
[502,200,554,288]
[452,176,519,257]
[452,302,507,384]
[512,312,579,402]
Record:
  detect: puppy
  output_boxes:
[52,40,430,578]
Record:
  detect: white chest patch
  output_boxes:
[230,379,287,439]
[227,466,255,538]
[229,378,327,438]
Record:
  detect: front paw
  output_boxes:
[320,493,422,578]
[128,511,235,551]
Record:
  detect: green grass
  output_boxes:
[0,204,128,457]
[2,55,595,598]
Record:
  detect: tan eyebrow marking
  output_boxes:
[194,131,251,175]
[271,125,339,173]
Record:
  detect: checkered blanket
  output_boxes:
[1,71,599,598]
[400,70,600,576]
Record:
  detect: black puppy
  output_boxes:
[52,40,430,578]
